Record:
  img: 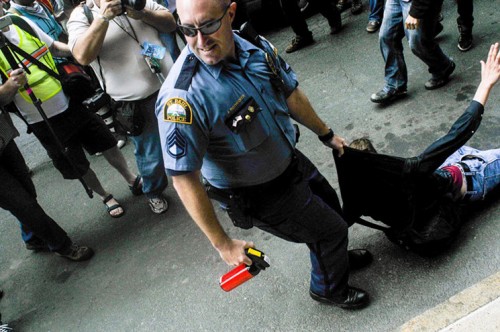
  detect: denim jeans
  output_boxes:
[130,91,169,199]
[368,0,384,22]
[440,146,500,202]
[236,150,349,298]
[379,0,451,91]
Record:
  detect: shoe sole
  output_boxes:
[309,291,370,309]
[457,43,473,52]
[370,91,407,104]
[149,201,169,214]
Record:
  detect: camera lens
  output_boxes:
[122,0,146,11]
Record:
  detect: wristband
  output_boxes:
[96,13,110,22]
[318,128,334,142]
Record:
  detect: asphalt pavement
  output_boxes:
[1,0,499,330]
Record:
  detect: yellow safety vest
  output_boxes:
[0,24,62,103]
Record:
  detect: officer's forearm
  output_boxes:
[286,88,331,137]
[172,172,231,249]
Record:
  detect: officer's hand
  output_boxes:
[405,15,419,30]
[100,0,122,20]
[323,134,348,157]
[217,239,255,266]
[8,68,27,89]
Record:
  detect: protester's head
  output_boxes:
[177,0,236,65]
[349,138,378,153]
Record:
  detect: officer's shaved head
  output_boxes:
[177,0,237,65]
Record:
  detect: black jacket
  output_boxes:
[335,100,483,227]
[409,0,443,19]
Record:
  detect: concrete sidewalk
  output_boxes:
[1,0,499,330]
[400,272,500,332]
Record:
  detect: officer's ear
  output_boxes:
[227,1,237,24]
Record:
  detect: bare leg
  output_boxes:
[101,146,137,186]
[82,168,124,217]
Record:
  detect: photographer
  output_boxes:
[67,0,176,214]
[0,7,139,219]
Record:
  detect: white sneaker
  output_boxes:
[0,323,12,332]
[148,196,169,214]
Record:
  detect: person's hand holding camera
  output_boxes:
[99,0,122,21]
[125,6,145,20]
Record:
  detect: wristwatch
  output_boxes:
[318,128,334,142]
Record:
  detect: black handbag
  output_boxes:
[111,100,144,136]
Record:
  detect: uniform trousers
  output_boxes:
[233,150,349,298]
[0,140,70,251]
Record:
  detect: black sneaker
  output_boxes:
[25,237,50,251]
[425,60,455,90]
[55,243,94,262]
[285,35,314,53]
[370,88,407,103]
[457,30,473,52]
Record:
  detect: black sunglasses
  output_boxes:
[177,5,231,37]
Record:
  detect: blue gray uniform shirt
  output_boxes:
[156,33,299,189]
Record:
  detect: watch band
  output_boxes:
[318,128,334,142]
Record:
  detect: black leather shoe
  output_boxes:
[425,61,455,90]
[330,22,343,35]
[348,249,373,270]
[310,287,370,309]
[370,88,407,103]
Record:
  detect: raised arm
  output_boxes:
[473,42,500,106]
[172,171,253,266]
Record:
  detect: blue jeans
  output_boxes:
[379,0,451,91]
[440,146,500,202]
[368,0,384,22]
[130,91,168,199]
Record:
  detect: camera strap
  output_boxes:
[2,37,62,81]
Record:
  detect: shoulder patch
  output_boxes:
[163,97,193,124]
[166,128,187,159]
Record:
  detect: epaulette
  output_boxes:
[174,54,199,91]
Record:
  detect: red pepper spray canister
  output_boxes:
[219,248,270,292]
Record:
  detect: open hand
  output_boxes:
[480,42,500,88]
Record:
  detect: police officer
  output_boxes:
[156,0,372,309]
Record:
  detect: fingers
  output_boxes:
[9,68,26,88]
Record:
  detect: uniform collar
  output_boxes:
[186,32,261,80]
